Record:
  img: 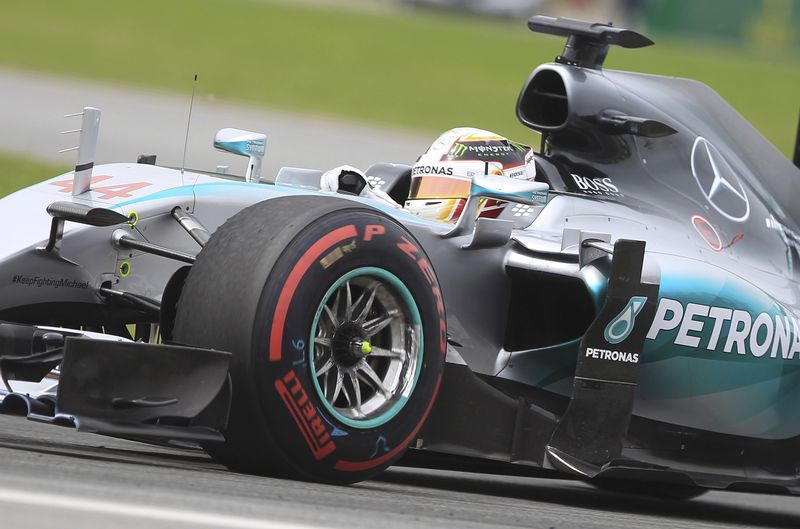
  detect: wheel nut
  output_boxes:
[360,341,372,356]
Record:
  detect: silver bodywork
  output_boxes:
[2,60,800,444]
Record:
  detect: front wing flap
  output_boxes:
[0,332,231,445]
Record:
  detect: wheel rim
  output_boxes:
[309,267,423,429]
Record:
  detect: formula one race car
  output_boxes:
[2,16,800,497]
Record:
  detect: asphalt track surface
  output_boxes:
[0,414,797,529]
[0,68,430,178]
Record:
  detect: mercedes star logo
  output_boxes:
[690,137,749,222]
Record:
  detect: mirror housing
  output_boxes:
[594,111,677,138]
[213,128,266,183]
[443,175,549,239]
[469,173,549,206]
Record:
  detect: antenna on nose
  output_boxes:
[793,109,799,170]
[181,74,198,183]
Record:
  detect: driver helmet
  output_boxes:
[405,127,536,223]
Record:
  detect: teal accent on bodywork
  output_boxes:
[498,338,581,396]
[641,268,790,368]
[114,179,442,229]
[604,296,648,344]
[469,181,548,205]
[114,181,283,208]
[638,258,800,438]
[308,267,423,429]
[532,190,549,205]
[214,138,265,157]
[499,272,609,394]
[498,253,800,438]
[113,185,195,208]
[579,266,610,314]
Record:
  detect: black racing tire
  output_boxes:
[173,195,446,484]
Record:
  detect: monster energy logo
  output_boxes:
[604,296,648,344]
[509,141,529,152]
[451,143,517,157]
[450,143,468,157]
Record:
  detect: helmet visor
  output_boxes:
[408,175,471,200]
[408,160,487,200]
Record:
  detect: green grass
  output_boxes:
[0,0,798,155]
[0,153,67,198]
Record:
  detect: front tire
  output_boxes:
[173,196,446,483]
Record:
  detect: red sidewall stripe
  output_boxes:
[269,224,358,362]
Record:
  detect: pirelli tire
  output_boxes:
[172,195,446,484]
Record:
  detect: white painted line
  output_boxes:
[0,487,325,529]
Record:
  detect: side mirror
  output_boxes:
[213,128,266,183]
[470,173,549,206]
[443,175,549,239]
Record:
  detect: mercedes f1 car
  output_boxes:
[2,16,800,497]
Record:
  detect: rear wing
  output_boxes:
[527,15,653,70]
[59,107,101,196]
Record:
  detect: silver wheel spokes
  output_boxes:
[363,310,399,337]
[313,276,418,422]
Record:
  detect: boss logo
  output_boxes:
[571,174,621,195]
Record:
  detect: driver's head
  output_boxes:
[405,127,536,223]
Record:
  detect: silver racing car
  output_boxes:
[2,16,800,497]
